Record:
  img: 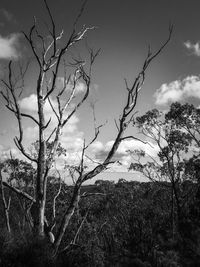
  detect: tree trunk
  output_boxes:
[34,139,46,238]
[4,205,11,233]
[34,198,45,238]
[0,169,11,233]
[53,185,80,253]
[34,86,47,238]
[171,187,175,240]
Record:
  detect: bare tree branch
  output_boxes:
[2,181,35,202]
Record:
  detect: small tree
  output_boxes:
[165,102,200,189]
[165,102,200,245]
[129,107,192,237]
[0,0,172,255]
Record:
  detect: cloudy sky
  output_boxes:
[0,0,200,182]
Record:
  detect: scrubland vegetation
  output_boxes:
[1,1,199,266]
[1,102,200,266]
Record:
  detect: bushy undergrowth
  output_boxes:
[1,181,200,266]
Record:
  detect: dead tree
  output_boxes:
[53,30,173,253]
[0,0,172,255]
[0,0,95,239]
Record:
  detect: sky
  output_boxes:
[0,0,200,183]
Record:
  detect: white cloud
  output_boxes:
[184,40,200,57]
[19,94,57,113]
[0,145,19,160]
[60,132,84,151]
[19,93,76,128]
[19,93,84,120]
[19,93,82,154]
[155,75,200,105]
[19,94,37,111]
[90,141,104,152]
[20,94,83,165]
[22,116,84,172]
[24,126,38,141]
[56,77,86,93]
[116,139,159,158]
[23,113,80,142]
[90,139,159,172]
[0,33,20,59]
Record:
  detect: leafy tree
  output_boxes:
[165,102,200,147]
[129,107,192,238]
[166,102,200,194]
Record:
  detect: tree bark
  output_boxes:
[0,169,11,233]
[54,185,80,253]
[34,72,47,238]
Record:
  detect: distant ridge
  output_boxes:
[52,170,147,185]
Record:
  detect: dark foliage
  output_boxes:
[1,102,200,266]
[0,179,200,266]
